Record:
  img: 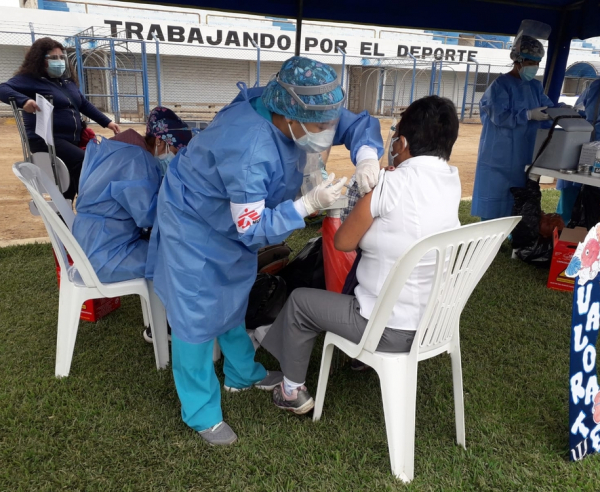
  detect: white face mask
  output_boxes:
[388,136,400,167]
[288,121,336,153]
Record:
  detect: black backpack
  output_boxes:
[279,237,326,296]
[245,273,287,330]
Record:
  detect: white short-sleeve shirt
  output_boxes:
[354,155,461,331]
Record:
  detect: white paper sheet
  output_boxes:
[34,94,54,147]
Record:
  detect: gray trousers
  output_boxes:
[261,288,415,383]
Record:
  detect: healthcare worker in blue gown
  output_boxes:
[471,35,554,220]
[73,107,192,283]
[556,79,600,223]
[152,56,384,445]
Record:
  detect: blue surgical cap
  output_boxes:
[147,106,193,150]
[261,56,344,123]
[511,35,545,62]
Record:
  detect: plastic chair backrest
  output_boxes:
[13,162,101,290]
[15,161,75,230]
[359,217,521,357]
[31,153,71,193]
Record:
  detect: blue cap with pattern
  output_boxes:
[511,35,545,62]
[261,56,345,123]
[146,106,193,149]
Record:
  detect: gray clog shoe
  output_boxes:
[198,421,237,446]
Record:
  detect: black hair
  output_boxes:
[396,95,459,161]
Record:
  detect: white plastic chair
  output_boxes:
[19,156,75,230]
[26,154,71,216]
[23,159,159,361]
[312,216,521,482]
[13,162,169,377]
[30,152,70,194]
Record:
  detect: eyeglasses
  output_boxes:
[45,54,67,61]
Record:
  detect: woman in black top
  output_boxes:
[0,37,120,199]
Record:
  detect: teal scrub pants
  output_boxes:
[171,324,267,432]
[556,187,580,225]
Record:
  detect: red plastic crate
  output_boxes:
[547,226,587,292]
[53,253,120,322]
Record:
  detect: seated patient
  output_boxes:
[73,107,192,283]
[261,96,462,414]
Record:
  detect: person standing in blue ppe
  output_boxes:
[583,79,600,138]
[471,35,554,220]
[556,79,600,223]
[152,56,384,446]
[73,107,192,283]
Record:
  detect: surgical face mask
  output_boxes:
[288,121,336,153]
[388,136,400,167]
[519,65,538,82]
[47,60,66,78]
[155,142,175,174]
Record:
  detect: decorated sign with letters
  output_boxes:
[102,19,480,61]
[566,225,600,461]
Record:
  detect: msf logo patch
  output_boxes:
[238,208,261,230]
[231,200,265,234]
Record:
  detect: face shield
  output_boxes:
[277,74,344,161]
[45,51,71,79]
[511,20,550,63]
[151,126,193,175]
[300,150,334,196]
[276,75,346,113]
[288,118,339,157]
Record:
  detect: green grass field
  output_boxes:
[2,190,600,491]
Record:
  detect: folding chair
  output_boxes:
[10,96,71,213]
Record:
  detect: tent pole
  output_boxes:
[543,10,572,104]
[295,0,303,56]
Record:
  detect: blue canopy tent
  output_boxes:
[138,0,600,102]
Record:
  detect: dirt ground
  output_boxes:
[0,119,484,242]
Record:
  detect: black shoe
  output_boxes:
[143,325,172,343]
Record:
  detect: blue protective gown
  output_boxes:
[471,74,553,219]
[555,79,600,221]
[73,138,161,283]
[584,79,600,139]
[152,84,383,344]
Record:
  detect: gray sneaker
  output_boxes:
[273,382,315,415]
[198,421,237,446]
[223,370,283,393]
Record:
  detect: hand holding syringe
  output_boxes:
[302,173,347,214]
